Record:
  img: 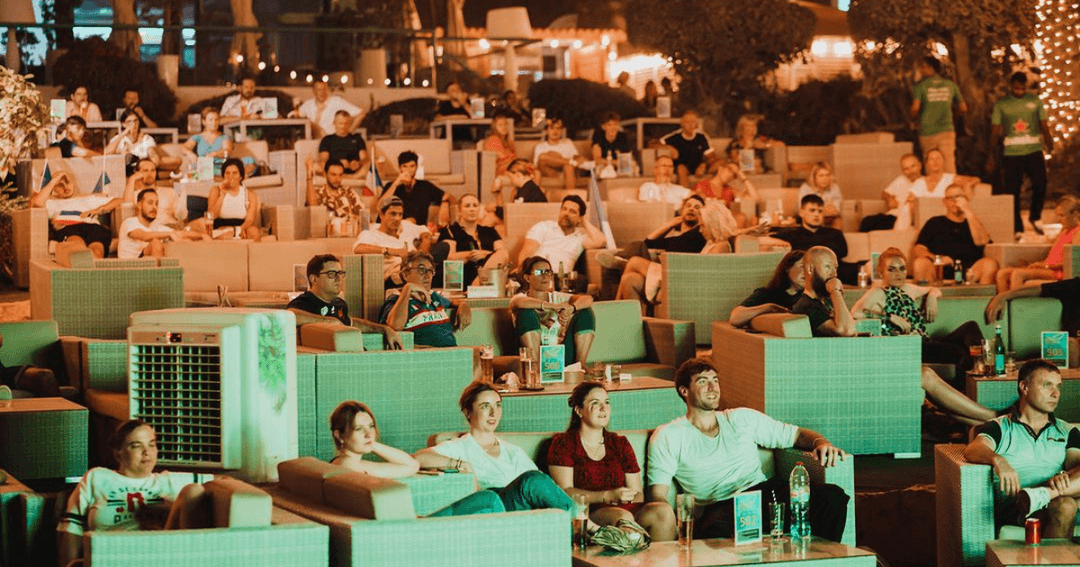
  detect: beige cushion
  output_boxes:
[277,457,351,504]
[299,322,364,352]
[749,313,812,338]
[83,389,129,420]
[203,478,273,528]
[323,471,416,520]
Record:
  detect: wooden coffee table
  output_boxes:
[573,537,875,567]
[985,539,1080,567]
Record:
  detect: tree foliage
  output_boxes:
[625,0,815,130]
[848,0,1039,174]
[528,79,650,136]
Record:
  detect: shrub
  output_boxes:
[527,79,650,136]
[361,97,440,137]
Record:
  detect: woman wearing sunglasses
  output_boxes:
[509,256,595,367]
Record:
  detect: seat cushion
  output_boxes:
[204,478,273,528]
[323,471,416,520]
[83,389,129,421]
[277,457,352,504]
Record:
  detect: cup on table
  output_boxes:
[572,494,589,550]
[676,493,695,548]
[605,363,621,383]
[1005,351,1017,375]
[768,501,787,542]
[981,339,995,369]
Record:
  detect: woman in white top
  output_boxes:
[105,109,181,173]
[58,420,213,566]
[797,162,843,228]
[329,400,504,516]
[909,148,979,198]
[190,158,261,241]
[415,381,578,514]
[614,201,738,314]
[65,85,103,123]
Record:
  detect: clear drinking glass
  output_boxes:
[769,501,787,542]
[676,494,695,548]
[572,494,589,551]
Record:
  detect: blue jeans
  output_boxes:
[494,470,574,513]
[428,490,506,517]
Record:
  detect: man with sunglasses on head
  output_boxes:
[289,254,403,349]
[380,250,472,347]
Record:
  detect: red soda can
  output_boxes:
[1025,517,1041,545]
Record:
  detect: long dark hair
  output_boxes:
[765,249,806,291]
[329,400,378,449]
[566,382,606,431]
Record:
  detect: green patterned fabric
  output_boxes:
[1007,297,1063,359]
[967,375,1080,421]
[0,401,88,480]
[934,444,996,567]
[85,340,128,392]
[499,389,685,434]
[297,353,317,457]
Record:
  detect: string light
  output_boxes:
[1035,0,1080,147]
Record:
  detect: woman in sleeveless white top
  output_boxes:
[193,158,261,241]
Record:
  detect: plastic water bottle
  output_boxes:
[790,462,811,542]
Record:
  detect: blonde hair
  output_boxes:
[734,115,761,141]
[809,162,833,189]
[700,202,738,242]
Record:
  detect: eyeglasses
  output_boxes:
[407,266,435,276]
[530,268,554,276]
[318,270,347,280]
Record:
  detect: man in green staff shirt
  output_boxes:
[911,56,967,173]
[988,72,1055,234]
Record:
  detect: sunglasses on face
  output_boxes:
[531,268,553,276]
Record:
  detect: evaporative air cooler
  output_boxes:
[127,308,297,482]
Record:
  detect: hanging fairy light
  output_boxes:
[1034,0,1080,153]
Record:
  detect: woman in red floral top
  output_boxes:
[547,382,676,540]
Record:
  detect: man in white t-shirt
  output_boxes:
[516,195,606,276]
[534,118,587,190]
[292,81,362,139]
[119,189,206,259]
[352,196,433,285]
[638,155,690,207]
[876,153,922,230]
[30,171,122,261]
[220,77,270,124]
[647,358,850,541]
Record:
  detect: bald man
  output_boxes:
[791,246,856,337]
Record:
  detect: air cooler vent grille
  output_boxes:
[129,341,225,465]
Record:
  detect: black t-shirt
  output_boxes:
[643,225,707,253]
[52,139,76,158]
[915,215,986,266]
[774,225,848,259]
[436,100,470,118]
[287,291,351,326]
[740,287,801,310]
[591,130,631,161]
[318,134,367,173]
[792,293,832,336]
[662,131,711,169]
[438,222,503,284]
[514,180,547,203]
[1041,277,1080,335]
[385,180,445,226]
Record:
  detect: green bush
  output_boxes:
[52,37,178,125]
[527,79,650,136]
[361,97,440,137]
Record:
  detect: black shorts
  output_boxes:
[49,223,112,251]
[213,217,245,229]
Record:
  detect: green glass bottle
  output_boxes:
[994,324,1006,375]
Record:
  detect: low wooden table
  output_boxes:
[986,538,1080,566]
[573,537,875,567]
[0,397,88,480]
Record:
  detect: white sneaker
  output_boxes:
[1016,486,1051,520]
[577,160,595,171]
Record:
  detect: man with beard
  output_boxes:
[762,194,848,262]
[353,196,433,287]
[288,254,403,349]
[306,160,366,222]
[791,246,856,337]
[911,183,998,284]
[516,195,606,274]
[220,77,269,124]
[646,358,850,541]
[378,150,447,227]
[118,189,206,259]
[597,195,706,271]
[964,360,1080,537]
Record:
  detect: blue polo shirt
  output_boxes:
[974,412,1080,491]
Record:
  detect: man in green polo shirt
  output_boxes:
[988,72,1054,234]
[964,360,1080,538]
[911,56,967,173]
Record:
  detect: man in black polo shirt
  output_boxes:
[911,183,998,284]
[661,110,716,187]
[317,110,368,178]
[986,277,1080,368]
[378,150,447,226]
[287,254,403,349]
[791,246,856,337]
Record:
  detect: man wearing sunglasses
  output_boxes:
[381,250,472,347]
[289,254,404,349]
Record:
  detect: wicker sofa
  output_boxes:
[269,457,570,567]
[429,429,857,547]
[712,318,924,456]
[452,299,696,380]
